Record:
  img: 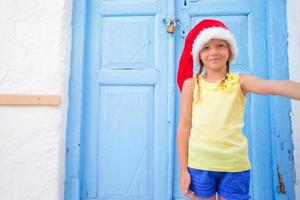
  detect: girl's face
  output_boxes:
[199,39,230,71]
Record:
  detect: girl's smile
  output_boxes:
[208,58,222,63]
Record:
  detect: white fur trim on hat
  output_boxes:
[191,27,238,67]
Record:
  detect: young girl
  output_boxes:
[177,19,300,200]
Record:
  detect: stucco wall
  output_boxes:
[0,1,72,199]
[287,0,300,198]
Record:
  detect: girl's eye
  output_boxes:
[217,44,226,48]
[202,46,209,51]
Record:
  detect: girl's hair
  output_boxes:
[194,60,230,102]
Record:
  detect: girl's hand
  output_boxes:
[180,170,194,198]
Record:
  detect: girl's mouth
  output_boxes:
[208,58,222,62]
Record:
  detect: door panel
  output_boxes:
[101,16,155,70]
[98,86,154,197]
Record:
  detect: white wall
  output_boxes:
[287,0,300,198]
[0,1,72,199]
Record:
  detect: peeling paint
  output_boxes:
[287,0,300,198]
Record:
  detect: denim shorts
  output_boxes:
[188,167,251,200]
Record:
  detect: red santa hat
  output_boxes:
[177,19,238,92]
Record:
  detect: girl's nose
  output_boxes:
[209,47,218,54]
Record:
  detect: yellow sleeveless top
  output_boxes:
[188,73,251,172]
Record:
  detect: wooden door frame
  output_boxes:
[65,0,86,199]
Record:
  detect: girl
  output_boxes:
[177,19,300,200]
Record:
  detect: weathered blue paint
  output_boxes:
[267,0,295,199]
[66,0,294,199]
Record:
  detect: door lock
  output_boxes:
[163,17,180,34]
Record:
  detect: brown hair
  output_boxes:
[194,60,230,102]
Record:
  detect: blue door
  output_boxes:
[173,0,295,200]
[68,0,174,199]
[66,0,294,199]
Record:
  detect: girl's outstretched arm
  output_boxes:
[177,78,194,198]
[240,74,300,100]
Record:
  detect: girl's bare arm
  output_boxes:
[240,74,300,100]
[177,78,194,173]
[177,78,195,197]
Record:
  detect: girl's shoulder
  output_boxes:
[181,77,196,95]
[238,73,258,95]
[238,73,258,85]
[238,73,256,80]
[183,77,196,85]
